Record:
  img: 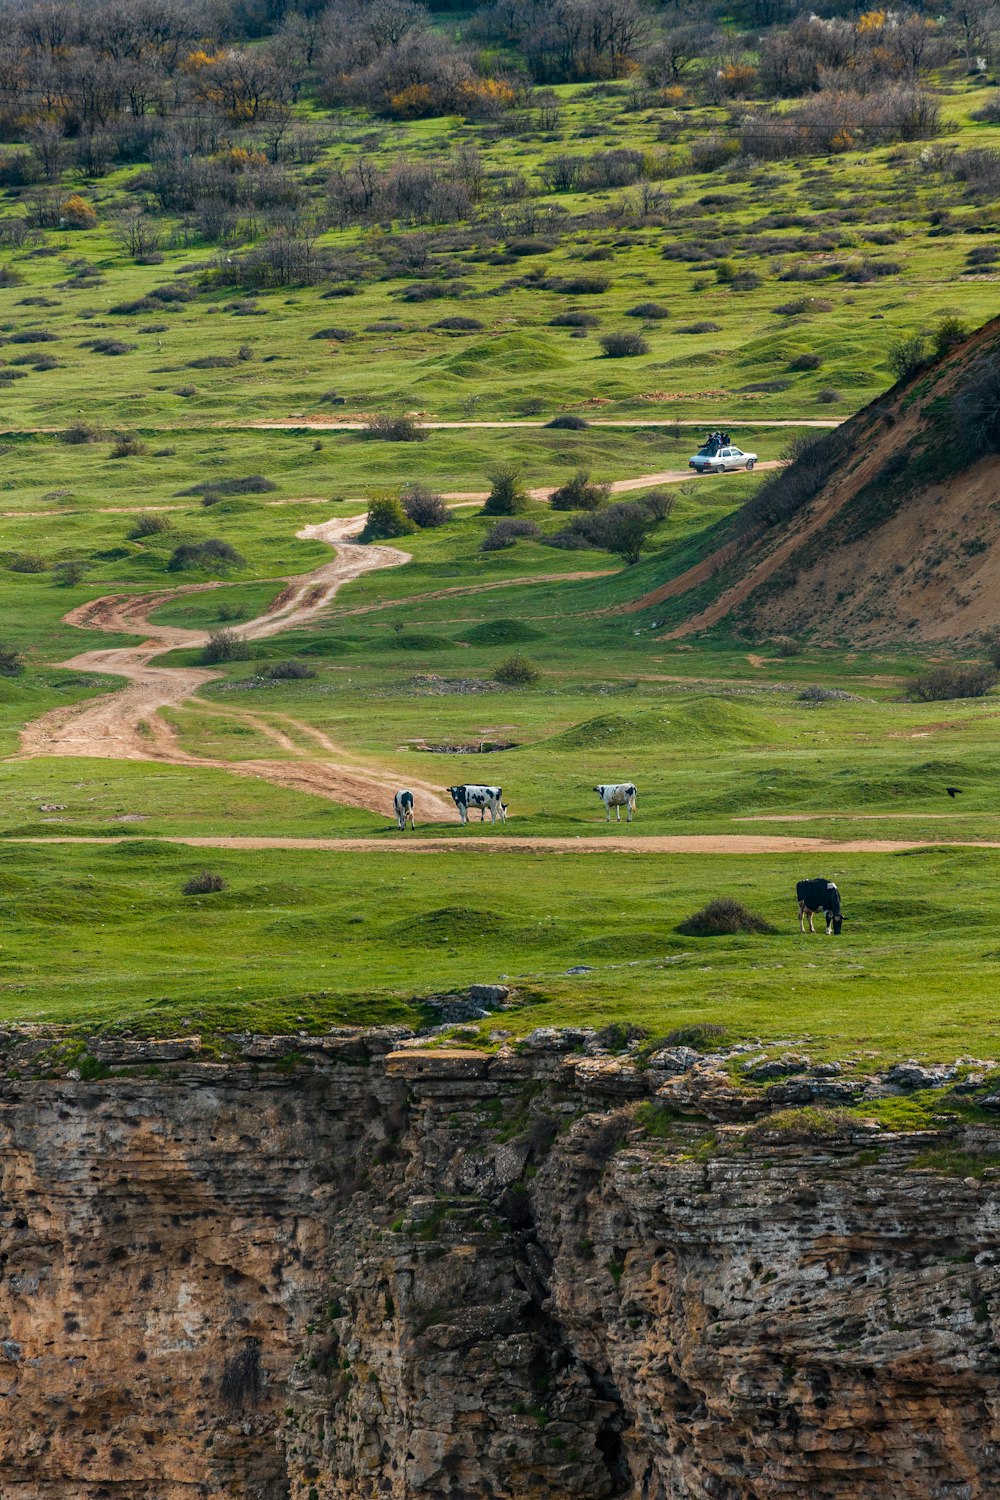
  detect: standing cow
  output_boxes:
[393,790,415,831]
[797,878,844,935]
[448,785,507,826]
[595,783,637,823]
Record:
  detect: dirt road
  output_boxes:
[18,516,458,820]
[6,833,996,854]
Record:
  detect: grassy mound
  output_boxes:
[463,619,545,645]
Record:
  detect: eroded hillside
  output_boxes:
[667,316,1000,645]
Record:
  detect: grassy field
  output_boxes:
[2,57,1000,1054]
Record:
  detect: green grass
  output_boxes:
[0,840,997,1061]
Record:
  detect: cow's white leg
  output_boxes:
[626,802,633,823]
[605,807,611,822]
[809,913,816,933]
[615,805,621,822]
[799,904,806,933]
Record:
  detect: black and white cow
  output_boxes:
[595,783,637,823]
[393,789,415,831]
[797,878,844,935]
[448,785,507,826]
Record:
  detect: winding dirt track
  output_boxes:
[17,516,459,821]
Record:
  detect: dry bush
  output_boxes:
[363,413,427,442]
[401,484,449,528]
[481,518,541,551]
[549,470,609,511]
[183,871,228,895]
[494,653,540,686]
[201,629,251,664]
[677,898,775,936]
[546,413,589,429]
[600,329,649,357]
[908,665,997,701]
[128,512,172,539]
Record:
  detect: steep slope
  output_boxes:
[665,316,1000,645]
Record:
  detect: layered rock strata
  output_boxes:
[0,1028,997,1499]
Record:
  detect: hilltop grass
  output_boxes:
[0,840,998,1062]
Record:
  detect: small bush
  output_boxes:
[495,653,541,686]
[431,316,483,331]
[8,329,58,344]
[626,302,670,320]
[676,321,721,334]
[0,641,25,677]
[676,898,775,936]
[887,334,930,382]
[311,327,355,342]
[640,489,675,522]
[788,352,822,371]
[363,413,427,442]
[266,660,317,679]
[360,494,417,541]
[201,629,251,664]
[7,552,47,573]
[401,483,448,528]
[933,316,967,358]
[745,1107,858,1145]
[660,1022,728,1051]
[168,540,246,572]
[774,297,833,316]
[54,559,86,586]
[545,414,589,429]
[128,512,172,539]
[483,465,529,516]
[187,355,237,369]
[89,338,135,356]
[110,435,148,460]
[183,870,227,895]
[908,665,997,701]
[550,470,609,511]
[59,423,101,444]
[771,634,802,657]
[175,384,197,398]
[816,388,841,404]
[481,518,541,551]
[550,311,600,328]
[600,330,649,358]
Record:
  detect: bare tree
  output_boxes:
[110,204,162,259]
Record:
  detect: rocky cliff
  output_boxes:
[0,1025,998,1499]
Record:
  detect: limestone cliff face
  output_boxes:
[0,1030,998,1499]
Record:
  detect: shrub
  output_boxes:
[495,653,540,686]
[360,494,417,541]
[401,484,448,528]
[546,414,589,429]
[363,413,427,442]
[89,339,135,356]
[128,512,172,539]
[933,316,967,358]
[600,330,649,358]
[0,641,25,677]
[739,429,846,537]
[59,423,101,444]
[775,297,833,316]
[483,466,529,516]
[8,552,47,573]
[771,634,802,657]
[175,385,197,398]
[183,476,277,501]
[887,334,930,382]
[640,490,675,522]
[626,302,670,320]
[908,665,997,701]
[550,311,600,328]
[54,559,86,586]
[660,1022,728,1051]
[816,388,841,404]
[549,470,609,511]
[311,327,356,341]
[183,871,227,895]
[266,660,317,679]
[953,353,1000,452]
[431,316,483,331]
[110,435,148,460]
[201,629,251,664]
[481,519,541,551]
[789,352,822,371]
[168,540,246,572]
[676,321,721,334]
[676,898,775,936]
[61,193,97,229]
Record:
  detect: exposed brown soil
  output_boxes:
[18,516,458,821]
[6,833,996,854]
[657,317,1000,643]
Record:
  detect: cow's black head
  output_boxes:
[828,912,843,936]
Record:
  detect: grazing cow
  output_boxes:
[797,878,844,935]
[448,785,506,826]
[594,783,637,823]
[393,789,415,831]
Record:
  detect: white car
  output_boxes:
[689,444,757,473]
